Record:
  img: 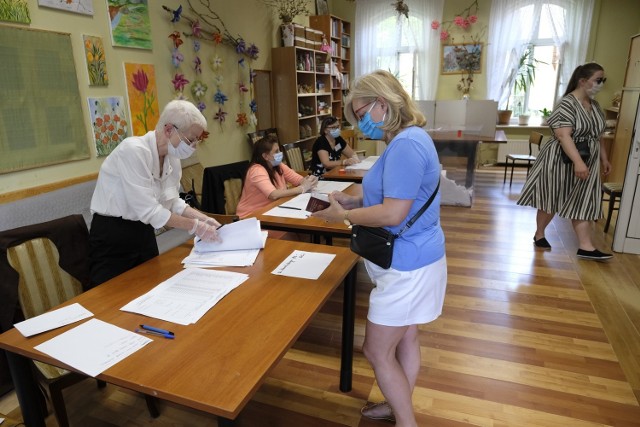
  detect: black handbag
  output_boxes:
[350,180,440,269]
[560,138,590,164]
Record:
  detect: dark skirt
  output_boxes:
[88,214,159,288]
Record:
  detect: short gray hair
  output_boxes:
[156,100,207,132]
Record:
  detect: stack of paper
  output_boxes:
[193,217,265,253]
[346,155,379,170]
[182,231,267,268]
[120,268,249,325]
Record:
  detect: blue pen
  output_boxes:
[135,328,174,339]
[140,324,174,336]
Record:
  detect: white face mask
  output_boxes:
[587,81,603,98]
[270,151,284,167]
[168,127,197,159]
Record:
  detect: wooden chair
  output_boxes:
[503,131,544,187]
[1,216,159,426]
[180,162,205,206]
[341,128,366,157]
[201,161,250,216]
[601,182,623,233]
[281,142,309,175]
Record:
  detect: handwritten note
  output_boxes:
[14,303,93,337]
[272,250,336,280]
[34,318,152,378]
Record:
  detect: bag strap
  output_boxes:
[395,178,440,238]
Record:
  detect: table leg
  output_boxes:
[340,265,357,392]
[5,351,46,427]
[465,142,479,188]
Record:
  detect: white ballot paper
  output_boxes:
[346,155,379,170]
[272,250,336,280]
[14,303,93,337]
[34,318,151,378]
[182,231,268,267]
[194,217,264,253]
[264,194,313,218]
[314,181,353,194]
[120,268,249,325]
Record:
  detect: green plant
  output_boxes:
[502,45,546,111]
[539,107,552,117]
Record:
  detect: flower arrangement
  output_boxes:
[453,43,481,95]
[261,0,309,23]
[431,0,479,42]
[392,0,409,18]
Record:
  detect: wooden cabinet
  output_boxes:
[309,15,351,123]
[271,46,333,165]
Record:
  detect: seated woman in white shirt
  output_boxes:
[236,135,317,218]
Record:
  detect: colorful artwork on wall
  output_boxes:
[83,35,109,86]
[87,96,128,157]
[0,0,31,24]
[38,0,94,15]
[124,63,159,136]
[107,0,152,50]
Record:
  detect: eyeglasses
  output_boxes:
[353,100,377,121]
[595,77,607,84]
[173,125,200,145]
[326,125,340,130]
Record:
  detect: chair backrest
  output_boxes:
[223,178,243,215]
[201,161,250,214]
[529,131,544,150]
[180,162,205,205]
[7,237,83,319]
[281,142,306,172]
[247,130,265,148]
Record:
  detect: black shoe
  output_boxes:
[533,236,551,249]
[576,249,613,261]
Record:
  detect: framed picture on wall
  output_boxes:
[316,0,329,15]
[441,43,483,75]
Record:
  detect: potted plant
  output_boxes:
[497,45,544,124]
[262,0,309,46]
[539,107,552,126]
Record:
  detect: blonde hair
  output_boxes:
[344,70,426,136]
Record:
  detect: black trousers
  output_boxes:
[89,214,159,288]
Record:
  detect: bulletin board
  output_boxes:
[0,26,89,174]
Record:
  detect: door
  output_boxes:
[613,93,640,253]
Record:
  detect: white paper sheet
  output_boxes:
[264,194,313,218]
[181,232,267,268]
[120,268,249,325]
[314,181,353,193]
[14,303,94,337]
[194,217,264,253]
[346,156,379,170]
[271,250,336,280]
[34,318,152,378]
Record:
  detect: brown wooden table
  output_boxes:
[252,184,362,241]
[322,131,507,188]
[0,239,359,427]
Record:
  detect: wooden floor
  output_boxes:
[2,167,640,426]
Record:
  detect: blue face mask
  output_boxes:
[357,102,385,140]
[270,151,284,167]
[329,128,341,138]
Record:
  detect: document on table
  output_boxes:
[272,250,336,280]
[34,318,151,378]
[346,155,379,170]
[264,194,313,218]
[182,231,268,268]
[194,217,264,253]
[14,303,93,337]
[120,268,249,325]
[314,181,353,194]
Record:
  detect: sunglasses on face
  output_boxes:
[595,77,607,84]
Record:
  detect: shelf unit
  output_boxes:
[309,15,351,123]
[271,46,333,165]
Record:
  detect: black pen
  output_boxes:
[216,224,225,230]
[279,206,301,210]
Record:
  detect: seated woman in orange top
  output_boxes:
[236,135,318,218]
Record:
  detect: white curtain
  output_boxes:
[486,0,594,109]
[355,0,443,100]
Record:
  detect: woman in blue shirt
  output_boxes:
[313,70,446,426]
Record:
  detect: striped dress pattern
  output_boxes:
[517,94,606,221]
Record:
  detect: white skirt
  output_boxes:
[365,256,447,327]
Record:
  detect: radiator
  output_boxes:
[497,139,530,161]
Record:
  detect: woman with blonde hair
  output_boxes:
[313,70,446,426]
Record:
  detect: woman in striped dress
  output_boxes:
[517,63,613,260]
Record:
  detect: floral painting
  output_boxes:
[83,35,109,86]
[87,96,129,157]
[38,0,93,15]
[0,0,31,23]
[124,62,159,135]
[107,0,151,49]
[441,43,482,74]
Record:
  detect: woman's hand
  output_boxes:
[310,193,345,223]
[331,191,361,210]
[192,219,221,242]
[574,160,590,180]
[601,159,612,176]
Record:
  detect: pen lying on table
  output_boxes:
[135,328,175,339]
[278,206,301,210]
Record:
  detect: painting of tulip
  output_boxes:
[107,0,151,50]
[83,35,109,86]
[124,62,159,135]
[87,96,129,157]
